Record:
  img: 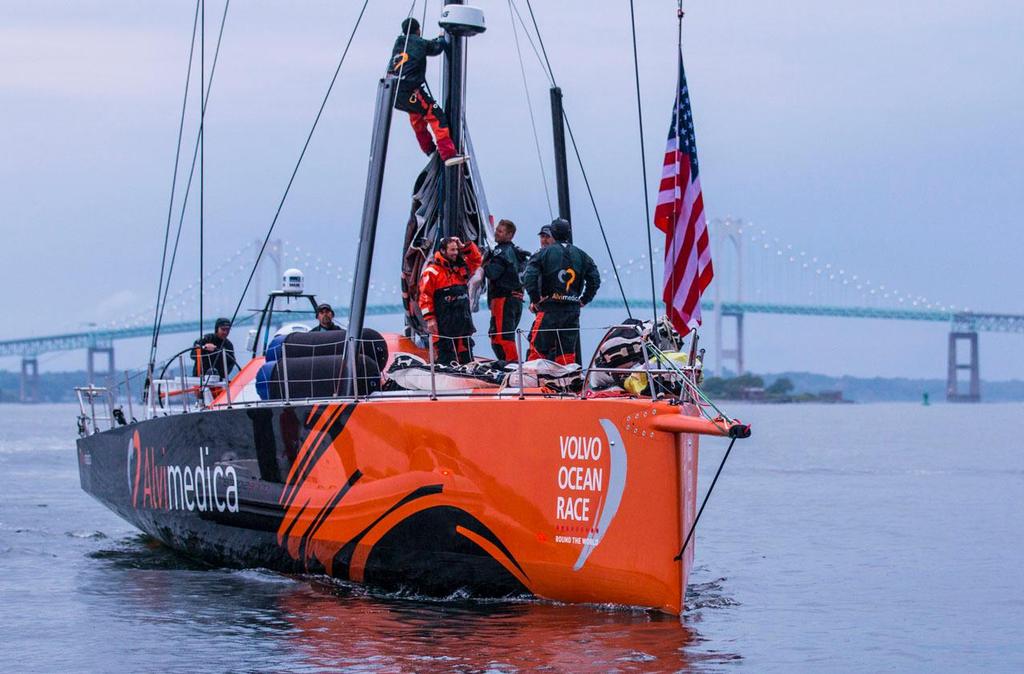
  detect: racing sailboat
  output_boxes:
[74,2,748,615]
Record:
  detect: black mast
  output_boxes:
[549,85,572,241]
[344,77,395,394]
[441,0,466,239]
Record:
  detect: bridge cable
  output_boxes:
[507,0,553,219]
[147,0,201,383]
[627,0,660,323]
[228,0,372,327]
[512,0,632,316]
[154,1,231,355]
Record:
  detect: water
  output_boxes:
[1,403,1022,672]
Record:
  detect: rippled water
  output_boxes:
[2,402,1022,672]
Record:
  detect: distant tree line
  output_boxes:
[700,373,844,402]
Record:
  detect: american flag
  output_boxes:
[654,53,713,334]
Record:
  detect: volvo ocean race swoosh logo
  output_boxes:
[127,431,141,507]
[572,419,627,572]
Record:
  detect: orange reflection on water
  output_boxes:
[276,580,731,672]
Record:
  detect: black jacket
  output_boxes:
[389,33,445,91]
[483,241,530,301]
[522,242,601,307]
[190,333,236,379]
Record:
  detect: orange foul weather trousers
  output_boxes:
[488,296,524,361]
[395,84,457,161]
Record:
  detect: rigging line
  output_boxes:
[522,0,556,86]
[154,0,231,343]
[200,0,205,339]
[508,0,553,86]
[388,0,418,110]
[562,111,631,318]
[628,0,659,322]
[229,0,372,326]
[511,0,630,316]
[147,0,201,378]
[674,433,740,562]
[507,0,553,219]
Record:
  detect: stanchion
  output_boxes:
[516,329,525,400]
[221,349,232,407]
[428,336,437,401]
[177,355,189,413]
[281,345,291,403]
[124,371,134,421]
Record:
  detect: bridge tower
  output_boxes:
[87,344,115,385]
[252,239,284,309]
[20,356,39,403]
[947,317,980,402]
[714,218,745,375]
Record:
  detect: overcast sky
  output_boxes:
[1,1,1022,379]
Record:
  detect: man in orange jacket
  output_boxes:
[418,236,482,365]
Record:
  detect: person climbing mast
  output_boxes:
[389,17,467,167]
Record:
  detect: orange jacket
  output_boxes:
[418,242,482,318]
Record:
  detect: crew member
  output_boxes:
[191,317,237,379]
[483,219,530,360]
[537,225,554,249]
[419,236,482,365]
[522,219,601,364]
[310,303,342,332]
[389,18,465,167]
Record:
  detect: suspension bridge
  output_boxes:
[3,219,1022,402]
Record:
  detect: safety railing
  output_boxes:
[76,321,716,435]
[225,323,705,403]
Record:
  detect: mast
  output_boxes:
[439,3,486,239]
[441,0,466,239]
[549,86,572,240]
[344,77,395,393]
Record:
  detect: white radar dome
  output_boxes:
[282,268,304,294]
[439,5,485,36]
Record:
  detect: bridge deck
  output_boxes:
[2,300,1021,359]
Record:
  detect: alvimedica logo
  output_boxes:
[129,432,239,513]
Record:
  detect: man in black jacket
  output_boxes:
[190,318,237,379]
[483,219,530,360]
[521,219,601,364]
[389,18,465,166]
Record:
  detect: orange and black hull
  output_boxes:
[77,397,713,614]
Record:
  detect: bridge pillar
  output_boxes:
[715,309,744,376]
[946,331,980,402]
[20,357,39,403]
[87,346,115,385]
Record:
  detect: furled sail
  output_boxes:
[400,132,493,338]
